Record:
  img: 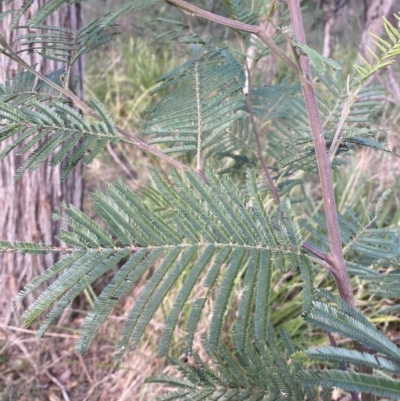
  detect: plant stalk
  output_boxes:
[286,2,373,400]
[285,0,356,309]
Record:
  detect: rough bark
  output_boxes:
[0,1,84,323]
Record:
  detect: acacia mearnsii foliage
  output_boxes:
[1,0,400,399]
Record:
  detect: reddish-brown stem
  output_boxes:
[286,2,373,399]
[285,0,356,309]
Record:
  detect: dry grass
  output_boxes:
[0,254,218,401]
[0,304,176,401]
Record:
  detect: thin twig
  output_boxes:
[106,143,137,180]
[0,323,78,339]
[392,336,400,345]
[245,63,281,206]
[45,371,71,401]
[166,0,299,75]
[327,332,361,401]
[74,351,93,383]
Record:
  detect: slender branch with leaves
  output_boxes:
[1,0,400,399]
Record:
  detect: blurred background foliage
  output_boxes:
[1,0,399,400]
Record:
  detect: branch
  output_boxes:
[301,241,330,266]
[106,143,137,180]
[45,371,71,401]
[328,86,359,161]
[166,0,299,75]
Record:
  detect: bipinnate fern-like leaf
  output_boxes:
[281,26,341,75]
[222,0,260,25]
[366,269,400,299]
[0,68,66,106]
[250,75,394,175]
[0,9,16,22]
[250,83,306,125]
[152,17,206,45]
[295,43,342,74]
[206,117,257,166]
[0,240,64,255]
[268,29,389,174]
[304,195,397,261]
[0,0,33,30]
[15,0,162,65]
[1,0,163,68]
[17,23,119,66]
[147,327,308,401]
[303,200,400,298]
[3,0,160,29]
[354,13,400,83]
[304,299,400,363]
[142,46,246,166]
[250,47,398,176]
[317,76,384,132]
[0,97,118,180]
[299,370,400,400]
[296,347,400,375]
[17,167,315,365]
[296,292,400,399]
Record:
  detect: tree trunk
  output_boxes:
[359,0,394,62]
[359,0,399,100]
[321,0,349,58]
[244,6,280,92]
[0,2,84,323]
